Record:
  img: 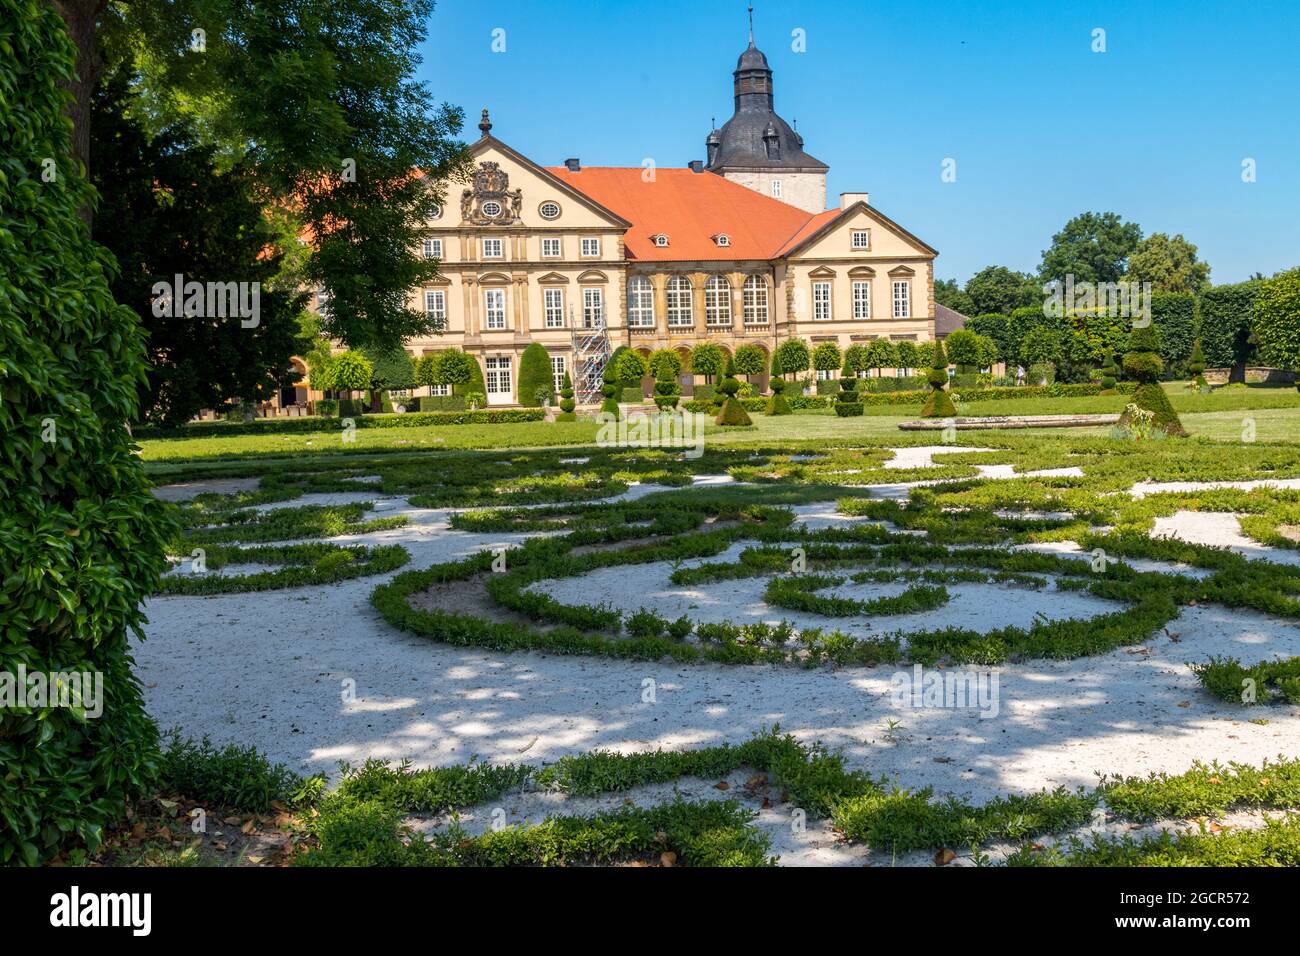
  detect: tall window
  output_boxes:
[852,281,871,320]
[627,276,655,328]
[892,280,911,318]
[813,281,832,321]
[581,237,600,257]
[551,355,567,393]
[541,237,561,258]
[742,275,769,325]
[582,287,603,328]
[666,276,693,327]
[705,275,732,327]
[771,180,783,198]
[424,290,446,330]
[484,288,507,329]
[422,238,443,259]
[485,356,511,395]
[315,287,330,318]
[482,238,503,259]
[544,288,565,328]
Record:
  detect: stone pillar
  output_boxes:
[651,273,668,333]
[691,272,707,334]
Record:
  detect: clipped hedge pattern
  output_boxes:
[136,408,546,438]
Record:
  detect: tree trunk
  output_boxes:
[50,0,105,223]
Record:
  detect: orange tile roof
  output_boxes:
[545,166,838,262]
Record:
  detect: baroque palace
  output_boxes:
[303,23,938,408]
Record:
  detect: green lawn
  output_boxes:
[138,383,1300,469]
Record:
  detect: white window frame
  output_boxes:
[714,234,731,247]
[813,281,833,321]
[581,237,600,258]
[544,287,565,329]
[892,280,911,318]
[852,280,871,320]
[653,234,669,247]
[484,288,507,330]
[666,276,693,328]
[851,229,870,250]
[742,275,769,325]
[551,355,567,393]
[539,202,561,220]
[481,200,503,218]
[424,289,446,330]
[541,237,562,258]
[482,238,503,259]
[582,286,603,328]
[704,275,732,327]
[422,238,443,259]
[426,380,451,397]
[315,287,330,318]
[485,355,511,397]
[627,276,655,328]
[771,180,782,198]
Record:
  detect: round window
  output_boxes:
[539,201,561,220]
[482,200,502,218]
[430,203,443,220]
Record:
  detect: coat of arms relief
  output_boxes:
[460,161,523,224]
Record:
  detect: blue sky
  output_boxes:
[417,0,1298,286]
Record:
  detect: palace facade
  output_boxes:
[296,27,939,409]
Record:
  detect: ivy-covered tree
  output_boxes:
[1121,325,1186,436]
[1,4,172,865]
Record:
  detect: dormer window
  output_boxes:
[714,234,731,247]
[653,234,670,247]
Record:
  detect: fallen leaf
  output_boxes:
[240,819,256,834]
[714,781,730,791]
[660,851,677,867]
[247,855,264,864]
[934,848,957,866]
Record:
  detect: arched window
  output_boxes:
[705,275,732,327]
[627,277,655,328]
[742,275,769,325]
[666,276,693,328]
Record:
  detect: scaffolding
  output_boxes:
[570,304,612,406]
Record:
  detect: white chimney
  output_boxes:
[840,191,869,210]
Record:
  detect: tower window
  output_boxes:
[771,180,782,198]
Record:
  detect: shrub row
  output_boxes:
[136,408,547,438]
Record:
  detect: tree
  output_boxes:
[920,339,957,418]
[714,356,752,426]
[91,69,303,426]
[975,334,999,371]
[517,342,553,406]
[943,329,982,372]
[934,277,976,316]
[967,313,1013,363]
[733,343,768,379]
[556,371,577,421]
[1098,349,1120,393]
[1199,281,1261,373]
[80,0,471,349]
[615,349,649,386]
[834,360,864,417]
[364,344,415,392]
[1252,268,1300,371]
[774,338,810,379]
[1039,212,1143,284]
[648,348,683,380]
[689,342,724,382]
[1187,340,1208,391]
[326,350,374,404]
[863,338,897,377]
[965,266,1038,316]
[895,340,920,376]
[653,362,680,411]
[414,352,442,388]
[765,348,793,414]
[1121,325,1187,436]
[1125,233,1211,294]
[1021,327,1063,367]
[2,3,172,864]
[842,344,868,377]
[600,358,621,419]
[812,342,842,373]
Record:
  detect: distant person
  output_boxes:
[1016,364,1026,386]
